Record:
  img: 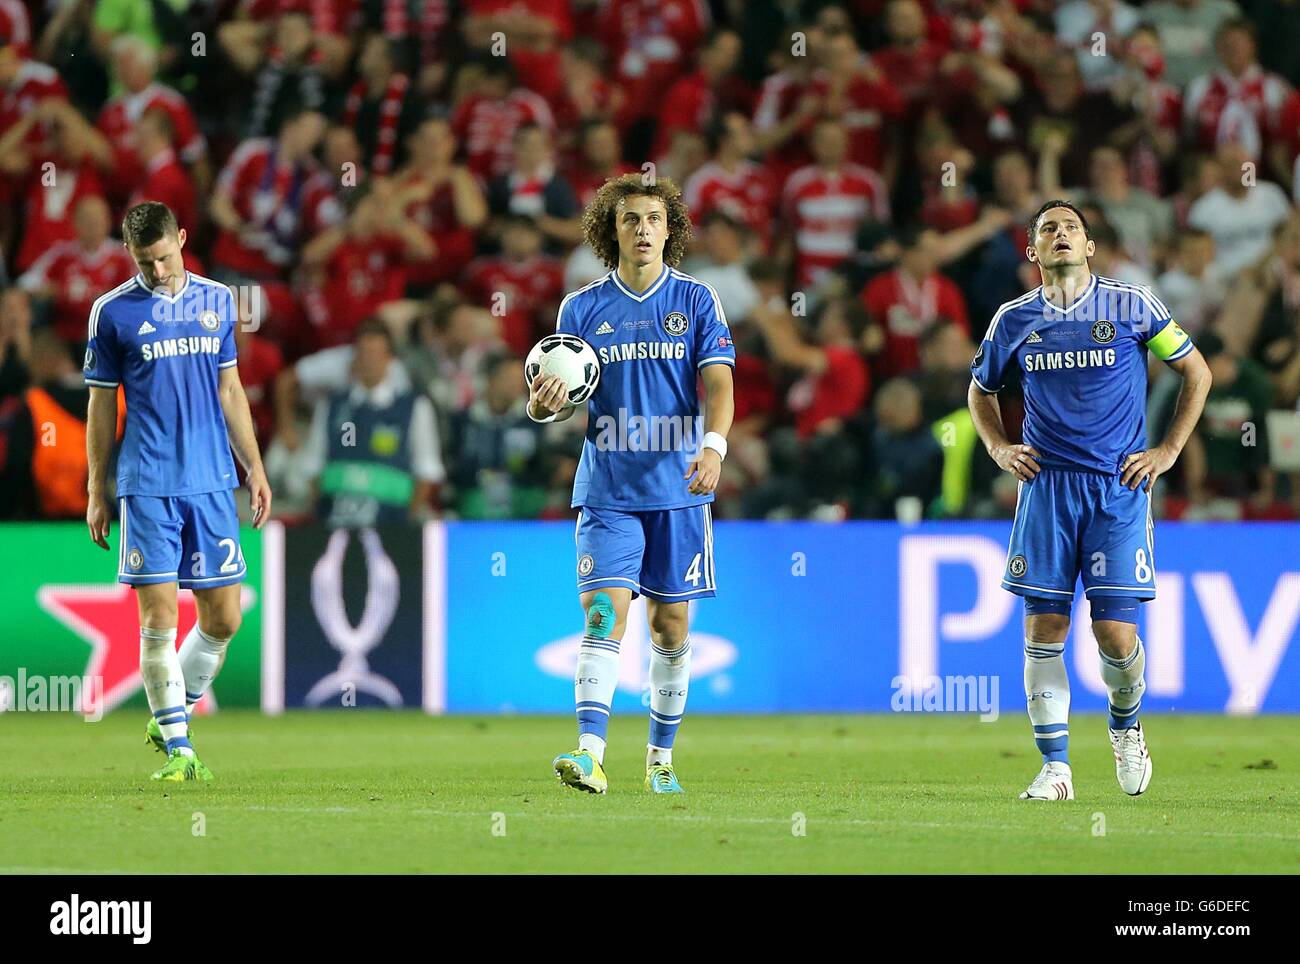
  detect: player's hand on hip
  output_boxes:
[1121,444,1176,492]
[247,466,273,528]
[528,372,569,419]
[685,449,722,495]
[991,443,1042,481]
[86,494,111,550]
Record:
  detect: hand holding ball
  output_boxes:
[525,334,601,418]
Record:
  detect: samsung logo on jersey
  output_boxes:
[140,336,222,362]
[598,342,688,365]
[1024,348,1117,372]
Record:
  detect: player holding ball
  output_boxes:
[528,173,735,795]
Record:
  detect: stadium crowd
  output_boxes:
[2,0,1300,524]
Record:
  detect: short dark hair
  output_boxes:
[896,222,927,250]
[1216,17,1255,43]
[1027,199,1091,242]
[700,207,743,232]
[704,111,747,154]
[499,211,541,233]
[122,201,180,246]
[578,116,613,145]
[748,259,786,286]
[354,317,394,351]
[1197,331,1225,360]
[475,53,516,82]
[276,94,314,133]
[481,349,517,378]
[1089,218,1119,249]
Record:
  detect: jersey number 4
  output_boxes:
[685,553,703,587]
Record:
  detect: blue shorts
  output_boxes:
[575,504,716,602]
[1003,468,1155,602]
[118,490,247,589]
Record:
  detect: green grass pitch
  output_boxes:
[1,711,1296,874]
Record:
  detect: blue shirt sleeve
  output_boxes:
[84,304,122,387]
[218,287,239,369]
[694,282,735,369]
[970,336,1016,393]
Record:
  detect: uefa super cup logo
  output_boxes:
[305,527,403,707]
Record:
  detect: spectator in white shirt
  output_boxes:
[681,209,760,323]
[1188,140,1291,278]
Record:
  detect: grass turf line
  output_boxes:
[0,711,1296,873]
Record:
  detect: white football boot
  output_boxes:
[1019,761,1074,801]
[1109,721,1153,796]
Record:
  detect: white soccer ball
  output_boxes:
[524,334,601,407]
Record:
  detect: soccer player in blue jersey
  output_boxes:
[968,200,1212,801]
[84,202,272,782]
[529,173,735,794]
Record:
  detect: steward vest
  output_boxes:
[318,388,417,527]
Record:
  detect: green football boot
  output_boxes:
[150,749,212,782]
[553,749,608,794]
[645,763,684,794]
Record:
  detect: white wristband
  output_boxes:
[702,431,728,461]
[527,404,560,424]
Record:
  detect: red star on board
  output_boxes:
[37,585,253,717]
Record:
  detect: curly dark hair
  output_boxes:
[580,172,693,270]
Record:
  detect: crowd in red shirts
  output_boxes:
[3,0,1300,522]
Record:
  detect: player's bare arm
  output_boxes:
[85,385,118,550]
[1120,347,1213,492]
[218,365,273,528]
[686,363,734,496]
[967,381,1041,482]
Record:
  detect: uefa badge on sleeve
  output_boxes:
[577,554,595,578]
[200,310,220,332]
[663,312,689,336]
[83,348,95,372]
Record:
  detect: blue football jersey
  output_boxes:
[558,266,736,510]
[83,271,240,497]
[971,274,1193,474]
